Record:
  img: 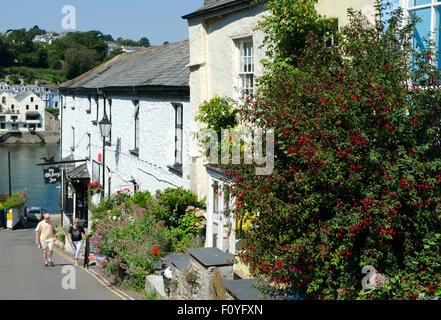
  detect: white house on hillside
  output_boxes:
[58,40,190,227]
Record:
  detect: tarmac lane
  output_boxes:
[0,228,122,300]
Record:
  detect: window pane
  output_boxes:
[135,117,139,148]
[213,182,219,214]
[413,8,432,52]
[413,0,431,6]
[177,105,182,125]
[437,7,441,68]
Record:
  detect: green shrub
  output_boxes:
[132,190,153,209]
[155,187,205,227]
[3,191,28,211]
[56,226,66,244]
[91,188,206,290]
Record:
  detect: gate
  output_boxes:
[212,269,227,300]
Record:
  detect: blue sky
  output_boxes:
[0,0,204,45]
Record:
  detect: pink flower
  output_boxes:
[195,210,205,217]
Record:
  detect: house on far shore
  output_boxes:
[0,92,45,132]
[58,40,190,228]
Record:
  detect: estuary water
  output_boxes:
[0,144,61,214]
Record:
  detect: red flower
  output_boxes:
[152,248,158,255]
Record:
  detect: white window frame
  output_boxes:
[206,172,236,254]
[133,100,140,152]
[401,0,441,61]
[87,95,91,113]
[236,38,254,99]
[172,103,183,166]
[87,132,91,160]
[71,126,75,151]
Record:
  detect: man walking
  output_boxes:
[35,214,57,267]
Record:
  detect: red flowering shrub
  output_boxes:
[88,181,103,194]
[229,4,441,299]
[90,188,205,290]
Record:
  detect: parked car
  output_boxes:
[26,207,43,222]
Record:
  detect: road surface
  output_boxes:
[0,227,131,300]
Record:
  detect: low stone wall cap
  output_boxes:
[188,247,234,267]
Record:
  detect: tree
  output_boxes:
[49,31,108,62]
[197,1,441,299]
[26,25,46,40]
[104,48,124,62]
[138,37,150,47]
[115,37,138,47]
[256,0,333,64]
[0,35,13,67]
[6,29,35,65]
[103,34,114,42]
[63,44,97,79]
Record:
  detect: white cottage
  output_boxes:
[58,40,190,227]
[0,92,45,132]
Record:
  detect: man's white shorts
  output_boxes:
[40,240,54,250]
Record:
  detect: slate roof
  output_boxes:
[14,92,32,103]
[222,279,285,300]
[183,0,259,20]
[67,163,90,179]
[60,39,189,91]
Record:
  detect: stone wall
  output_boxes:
[0,111,60,144]
[167,248,234,300]
[0,131,60,144]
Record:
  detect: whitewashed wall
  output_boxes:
[61,93,190,195]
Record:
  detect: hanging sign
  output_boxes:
[43,167,62,184]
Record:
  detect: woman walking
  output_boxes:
[68,218,86,266]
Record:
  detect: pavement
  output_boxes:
[0,224,141,300]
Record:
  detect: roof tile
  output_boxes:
[60,39,189,90]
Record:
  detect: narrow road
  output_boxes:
[0,227,123,300]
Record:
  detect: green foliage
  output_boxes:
[139,37,150,47]
[3,191,28,211]
[1,27,148,83]
[8,74,20,84]
[64,44,98,79]
[115,36,150,47]
[195,95,238,136]
[103,48,124,62]
[178,206,206,235]
[26,25,46,40]
[45,108,59,118]
[131,190,153,208]
[256,0,334,64]
[56,226,66,244]
[0,35,13,67]
[91,188,204,290]
[203,2,441,299]
[155,187,205,227]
